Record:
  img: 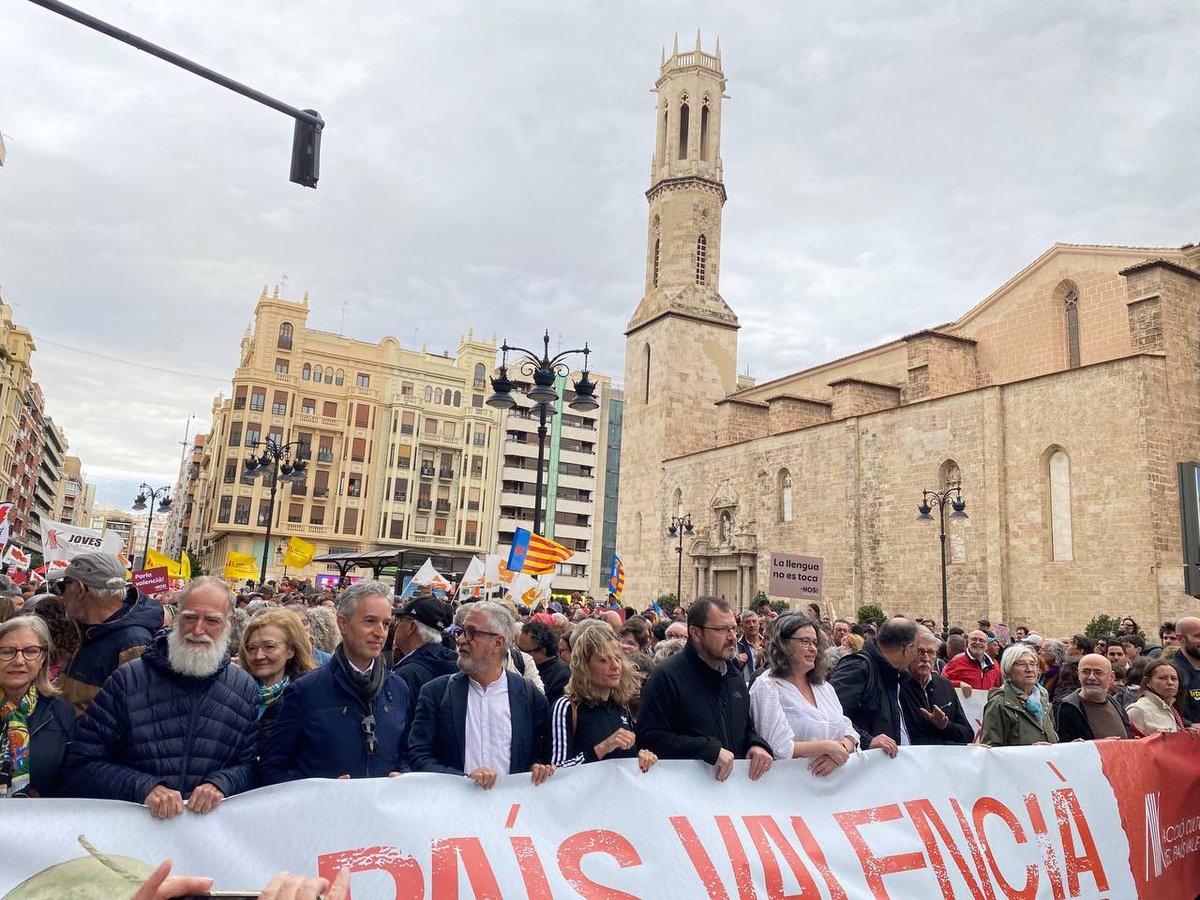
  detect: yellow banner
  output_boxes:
[224,550,259,581]
[282,535,316,569]
[144,548,181,577]
[179,550,191,581]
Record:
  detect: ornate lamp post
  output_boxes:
[242,437,308,584]
[916,482,968,640]
[485,330,598,535]
[667,514,694,607]
[131,484,172,569]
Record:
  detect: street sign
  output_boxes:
[768,551,823,600]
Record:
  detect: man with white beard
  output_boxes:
[65,577,258,818]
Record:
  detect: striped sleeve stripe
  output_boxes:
[550,695,584,768]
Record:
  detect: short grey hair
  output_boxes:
[90,585,128,604]
[1041,639,1067,667]
[915,625,942,647]
[177,576,234,616]
[1000,643,1039,682]
[413,619,443,646]
[0,575,21,598]
[336,580,393,618]
[306,605,340,652]
[653,637,685,663]
[461,600,516,651]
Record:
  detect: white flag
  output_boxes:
[410,558,450,590]
[2,544,30,570]
[40,519,125,562]
[484,553,517,590]
[505,573,554,607]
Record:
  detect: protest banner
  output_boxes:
[132,566,169,594]
[768,551,823,600]
[0,501,13,547]
[38,519,125,564]
[2,543,31,570]
[1,737,1196,898]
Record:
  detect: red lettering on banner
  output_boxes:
[1021,793,1064,900]
[971,797,1037,900]
[833,804,927,899]
[431,837,501,898]
[789,816,849,900]
[556,829,642,899]
[1050,787,1109,896]
[904,799,995,900]
[742,815,823,899]
[670,816,732,900]
[716,816,757,900]
[509,836,553,900]
[316,846,423,898]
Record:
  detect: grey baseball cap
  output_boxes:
[63,553,128,591]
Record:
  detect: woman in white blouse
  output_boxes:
[749,614,859,776]
[1126,659,1195,736]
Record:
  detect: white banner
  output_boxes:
[2,542,31,570]
[3,738,1198,898]
[38,519,125,566]
[0,501,13,548]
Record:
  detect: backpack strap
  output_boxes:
[510,647,526,674]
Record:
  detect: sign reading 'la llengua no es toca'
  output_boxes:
[768,551,823,599]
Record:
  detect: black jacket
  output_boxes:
[1171,652,1200,724]
[899,672,974,745]
[830,640,905,746]
[535,656,571,707]
[1054,690,1131,742]
[637,643,770,765]
[394,642,459,717]
[4,695,75,797]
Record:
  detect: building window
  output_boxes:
[322,401,337,417]
[275,358,289,375]
[401,381,414,396]
[435,388,442,404]
[257,501,271,528]
[1047,448,1073,561]
[310,506,324,526]
[424,386,433,402]
[695,234,707,285]
[678,99,689,159]
[453,390,461,407]
[643,343,651,403]
[394,478,408,502]
[700,102,710,160]
[218,496,232,523]
[287,503,303,524]
[473,429,487,447]
[472,394,484,409]
[334,369,344,386]
[672,487,683,519]
[473,363,486,389]
[443,421,456,440]
[228,424,242,447]
[652,237,660,288]
[354,404,370,428]
[351,438,366,462]
[415,515,429,533]
[464,519,478,546]
[779,469,793,523]
[357,373,370,388]
[277,322,293,349]
[443,390,453,407]
[272,391,288,416]
[233,386,247,410]
[302,364,311,381]
[324,369,333,384]
[389,516,405,539]
[223,462,237,484]
[401,411,415,435]
[249,389,265,412]
[1065,289,1080,369]
[347,475,362,498]
[301,398,316,415]
[314,365,323,382]
[234,498,251,525]
[426,418,438,435]
[343,507,358,534]
[245,426,261,447]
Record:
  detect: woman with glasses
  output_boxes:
[238,609,318,745]
[748,614,859,776]
[0,616,75,797]
[978,644,1057,747]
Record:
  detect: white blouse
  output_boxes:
[750,674,859,760]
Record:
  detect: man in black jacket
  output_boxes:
[638,596,773,782]
[899,626,974,745]
[392,596,458,715]
[517,620,570,706]
[830,617,919,757]
[1055,654,1131,742]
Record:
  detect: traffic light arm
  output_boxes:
[29,0,324,186]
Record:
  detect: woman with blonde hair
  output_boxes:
[239,609,318,743]
[550,623,657,772]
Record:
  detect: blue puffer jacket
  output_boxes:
[59,586,164,716]
[64,633,258,803]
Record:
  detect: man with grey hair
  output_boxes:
[831,616,920,757]
[899,627,974,745]
[59,552,164,715]
[392,595,458,717]
[409,600,554,789]
[65,576,258,817]
[261,581,412,782]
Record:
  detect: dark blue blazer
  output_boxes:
[407,671,550,776]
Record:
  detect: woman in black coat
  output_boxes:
[1,615,75,797]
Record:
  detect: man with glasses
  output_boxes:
[899,627,973,745]
[941,629,1002,692]
[408,601,554,789]
[260,581,411,783]
[638,596,774,782]
[830,617,920,757]
[64,577,257,817]
[58,552,164,716]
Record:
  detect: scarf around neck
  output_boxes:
[1,685,38,798]
[1008,681,1044,723]
[333,645,386,707]
[256,676,290,720]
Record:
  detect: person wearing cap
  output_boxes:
[58,552,164,716]
[392,595,459,718]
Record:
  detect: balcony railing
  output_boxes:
[317,450,334,463]
[438,468,454,480]
[435,500,451,512]
[419,465,435,478]
[416,498,432,510]
[313,488,329,498]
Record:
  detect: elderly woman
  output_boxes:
[978,643,1057,746]
[749,614,858,776]
[238,609,318,743]
[1038,639,1067,697]
[550,623,656,772]
[0,617,74,796]
[1126,659,1195,736]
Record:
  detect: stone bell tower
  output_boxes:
[616,34,739,601]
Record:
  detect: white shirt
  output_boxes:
[897,683,911,745]
[464,672,512,775]
[750,675,859,760]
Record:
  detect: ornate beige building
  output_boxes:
[616,42,1200,634]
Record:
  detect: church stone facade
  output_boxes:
[616,42,1200,635]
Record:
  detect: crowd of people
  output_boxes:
[1,553,1197,818]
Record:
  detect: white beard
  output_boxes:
[168,625,230,678]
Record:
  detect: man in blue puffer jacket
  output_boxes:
[65,576,257,818]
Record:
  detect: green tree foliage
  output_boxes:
[857,603,886,627]
[1084,614,1122,639]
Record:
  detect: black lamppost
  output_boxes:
[485,330,599,535]
[667,514,694,606]
[132,484,172,569]
[242,437,308,584]
[916,482,968,640]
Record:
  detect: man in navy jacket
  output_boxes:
[260,581,411,782]
[65,577,257,818]
[408,601,554,789]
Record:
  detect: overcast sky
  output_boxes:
[2,1,1197,513]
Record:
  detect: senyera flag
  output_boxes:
[608,555,625,599]
[506,527,572,575]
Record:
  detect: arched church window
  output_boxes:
[277,322,293,349]
[653,237,660,288]
[301,364,311,381]
[473,363,486,389]
[673,487,683,519]
[1047,448,1073,561]
[695,234,707,285]
[678,101,690,159]
[1065,289,1080,369]
[700,103,710,160]
[940,459,961,490]
[779,469,793,523]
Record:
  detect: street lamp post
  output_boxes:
[667,514,694,606]
[485,330,599,535]
[131,484,172,570]
[241,436,308,584]
[916,482,968,640]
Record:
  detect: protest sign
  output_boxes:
[768,551,823,599]
[132,566,169,594]
[2,543,31,570]
[38,519,125,564]
[1,737,1196,898]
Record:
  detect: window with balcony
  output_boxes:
[343,507,358,534]
[288,503,303,524]
[393,478,408,502]
[425,418,438,435]
[443,421,456,440]
[351,438,367,462]
[275,358,289,375]
[271,391,288,416]
[313,470,330,498]
[250,390,266,412]
[310,506,325,525]
[300,398,315,415]
[228,424,242,447]
[218,496,232,523]
[234,498,251,525]
[357,373,370,388]
[234,386,247,410]
[415,515,429,533]
[278,322,293,349]
[433,518,447,536]
[347,476,362,498]
[397,445,412,469]
[401,411,414,435]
